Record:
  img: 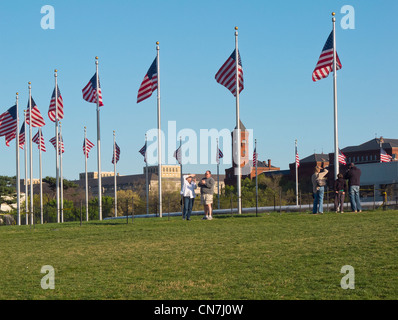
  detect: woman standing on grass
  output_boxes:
[311,166,328,214]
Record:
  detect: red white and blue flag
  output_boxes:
[380,148,392,163]
[33,129,46,152]
[217,148,224,164]
[296,148,300,168]
[48,85,64,122]
[338,149,347,165]
[137,58,158,103]
[26,98,46,127]
[83,138,95,158]
[253,148,258,167]
[19,122,25,149]
[112,142,120,164]
[82,73,103,106]
[174,146,182,165]
[312,31,342,82]
[215,49,244,96]
[0,105,18,145]
[49,134,65,155]
[139,144,147,163]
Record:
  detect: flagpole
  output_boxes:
[217,138,220,210]
[60,122,64,223]
[39,129,43,224]
[295,139,299,206]
[332,12,339,180]
[235,27,242,215]
[24,110,28,225]
[15,93,21,225]
[84,127,89,221]
[179,136,183,217]
[156,42,162,218]
[113,130,117,217]
[54,69,60,224]
[255,139,258,216]
[95,56,102,221]
[28,82,34,226]
[145,134,149,216]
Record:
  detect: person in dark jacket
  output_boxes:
[334,173,347,213]
[344,163,362,213]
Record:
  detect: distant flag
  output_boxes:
[215,49,244,96]
[312,31,342,82]
[48,85,64,122]
[82,73,103,106]
[83,138,95,158]
[380,148,392,163]
[174,146,182,165]
[253,147,258,167]
[32,129,46,152]
[217,148,224,164]
[338,149,347,165]
[49,134,65,155]
[112,142,120,164]
[0,105,18,145]
[296,149,300,168]
[19,122,25,149]
[26,98,46,127]
[137,58,158,103]
[139,144,147,163]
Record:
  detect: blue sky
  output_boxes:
[0,0,397,180]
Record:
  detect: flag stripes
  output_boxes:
[139,144,147,163]
[0,105,17,138]
[49,134,65,155]
[338,149,347,165]
[253,148,258,167]
[312,31,342,82]
[215,49,244,96]
[33,129,46,152]
[26,98,46,127]
[137,58,158,103]
[48,85,64,122]
[83,138,95,158]
[380,148,392,163]
[19,122,25,149]
[112,142,120,164]
[296,150,300,168]
[82,74,104,106]
[217,148,224,164]
[174,146,182,165]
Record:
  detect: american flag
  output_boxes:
[338,149,347,165]
[49,134,65,155]
[216,148,224,164]
[137,58,158,103]
[19,122,25,149]
[48,85,64,122]
[253,147,258,167]
[0,105,18,145]
[82,73,104,106]
[112,142,120,164]
[26,97,46,127]
[215,49,244,96]
[295,149,300,168]
[174,146,182,165]
[312,31,342,82]
[380,148,392,163]
[32,129,46,152]
[83,138,95,158]
[139,144,147,163]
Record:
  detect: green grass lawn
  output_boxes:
[0,210,397,300]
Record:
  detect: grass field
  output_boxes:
[0,210,397,300]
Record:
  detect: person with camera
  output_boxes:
[180,174,197,220]
[311,166,329,214]
[344,163,362,213]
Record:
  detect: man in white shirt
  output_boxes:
[180,174,197,220]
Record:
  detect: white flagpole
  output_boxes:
[16,93,21,225]
[39,128,43,224]
[179,137,183,216]
[295,139,299,206]
[95,56,102,221]
[28,82,34,226]
[84,127,89,221]
[332,12,339,180]
[255,139,258,216]
[60,122,64,223]
[145,134,149,216]
[54,69,60,223]
[217,138,220,210]
[156,42,162,218]
[235,27,242,215]
[24,110,28,225]
[113,131,117,217]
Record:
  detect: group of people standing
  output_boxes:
[312,163,362,214]
[180,170,215,221]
